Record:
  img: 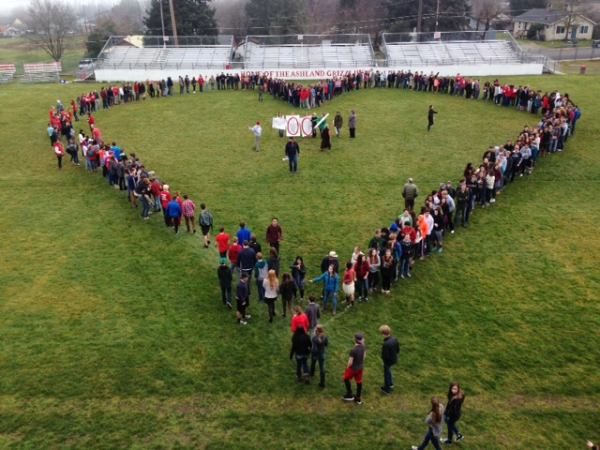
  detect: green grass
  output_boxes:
[0,77,599,449]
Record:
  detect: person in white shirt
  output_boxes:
[249,121,262,152]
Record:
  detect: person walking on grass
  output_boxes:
[402,178,419,212]
[310,264,340,315]
[290,325,312,384]
[54,140,65,171]
[236,272,251,325]
[290,256,307,302]
[182,195,196,233]
[249,121,262,152]
[440,381,466,445]
[310,324,328,388]
[379,325,400,396]
[166,197,182,235]
[280,272,296,318]
[216,227,230,258]
[217,257,233,309]
[412,397,445,450]
[199,204,213,247]
[291,305,309,334]
[285,137,300,174]
[304,295,321,337]
[427,105,438,132]
[334,111,343,138]
[266,218,283,253]
[263,269,279,323]
[342,333,367,405]
[342,261,357,307]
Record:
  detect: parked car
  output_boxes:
[593,40,600,48]
[78,59,94,70]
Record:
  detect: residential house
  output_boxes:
[513,8,596,40]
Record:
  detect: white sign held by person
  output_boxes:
[286,115,301,137]
[301,117,313,137]
[272,117,287,130]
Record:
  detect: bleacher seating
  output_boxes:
[97,46,232,71]
[243,43,374,69]
[0,63,16,84]
[20,62,61,83]
[385,40,521,67]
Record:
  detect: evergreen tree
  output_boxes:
[245,0,307,35]
[144,0,218,36]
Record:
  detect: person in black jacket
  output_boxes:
[441,381,466,444]
[427,105,438,131]
[290,325,312,384]
[217,258,233,309]
[379,325,400,395]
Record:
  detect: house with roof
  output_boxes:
[513,8,596,41]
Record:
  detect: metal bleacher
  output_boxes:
[382,31,527,68]
[96,36,234,71]
[384,40,521,67]
[243,34,375,69]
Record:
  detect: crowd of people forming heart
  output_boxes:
[44,73,581,449]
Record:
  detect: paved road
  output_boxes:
[520,45,600,61]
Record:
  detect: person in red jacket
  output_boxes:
[215,227,231,258]
[291,305,310,334]
[160,184,172,226]
[228,237,242,279]
[266,217,283,253]
[54,141,65,170]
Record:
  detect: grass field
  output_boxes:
[0,77,599,449]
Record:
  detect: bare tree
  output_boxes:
[470,0,505,35]
[557,0,595,41]
[304,0,340,34]
[25,0,77,61]
[214,0,251,38]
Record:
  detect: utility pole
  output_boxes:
[435,0,441,33]
[416,0,424,42]
[168,0,179,47]
[160,0,166,47]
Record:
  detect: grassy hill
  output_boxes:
[0,76,598,449]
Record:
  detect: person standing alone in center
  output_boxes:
[249,121,262,152]
[285,137,300,173]
[427,105,438,132]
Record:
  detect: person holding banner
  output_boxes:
[285,137,300,173]
[249,121,262,151]
[320,125,332,151]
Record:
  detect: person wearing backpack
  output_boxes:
[199,204,213,248]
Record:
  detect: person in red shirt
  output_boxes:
[54,141,65,170]
[91,125,102,145]
[228,237,242,279]
[150,178,162,212]
[342,261,357,307]
[291,306,310,334]
[215,227,231,258]
[160,184,172,226]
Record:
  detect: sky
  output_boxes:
[0,0,120,16]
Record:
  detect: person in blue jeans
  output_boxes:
[412,397,445,450]
[309,264,339,315]
[379,325,400,395]
[441,381,465,444]
[285,137,300,173]
[310,324,328,388]
[290,325,312,384]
